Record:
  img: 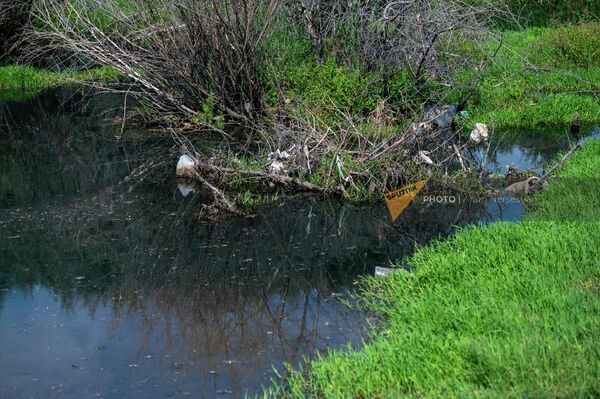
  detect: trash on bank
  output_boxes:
[176,154,197,177]
[375,266,406,277]
[470,123,489,143]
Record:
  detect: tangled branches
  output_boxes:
[22,0,510,213]
[0,0,32,61]
[175,102,492,215]
[355,1,509,77]
[24,0,509,122]
[283,0,511,108]
[26,0,281,124]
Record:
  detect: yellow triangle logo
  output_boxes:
[384,178,430,222]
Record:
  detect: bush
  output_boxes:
[28,0,281,127]
[387,70,436,112]
[285,59,380,118]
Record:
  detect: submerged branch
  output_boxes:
[197,164,335,195]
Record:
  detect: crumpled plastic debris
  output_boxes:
[470,123,489,143]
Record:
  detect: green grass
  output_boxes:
[465,26,600,130]
[530,23,600,69]
[524,141,600,221]
[275,23,600,133]
[266,140,600,398]
[270,23,600,134]
[0,65,121,101]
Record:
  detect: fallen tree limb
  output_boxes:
[185,169,243,215]
[197,163,337,195]
[541,143,581,181]
[453,144,467,171]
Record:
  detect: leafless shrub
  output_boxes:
[26,0,281,127]
[285,0,511,106]
[356,1,507,74]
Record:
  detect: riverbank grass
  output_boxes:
[466,24,600,130]
[268,140,600,398]
[0,65,120,101]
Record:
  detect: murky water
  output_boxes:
[0,88,592,398]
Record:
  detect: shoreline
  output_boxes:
[266,139,600,398]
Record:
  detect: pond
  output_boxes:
[0,88,593,398]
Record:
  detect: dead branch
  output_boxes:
[25,0,281,128]
[453,144,467,171]
[541,143,581,181]
[184,168,243,215]
[196,163,335,195]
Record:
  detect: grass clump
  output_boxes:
[524,141,600,221]
[266,140,600,398]
[191,94,225,130]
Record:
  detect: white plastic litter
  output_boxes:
[418,150,434,165]
[268,160,286,175]
[177,183,195,197]
[375,266,404,277]
[470,123,489,143]
[176,154,197,177]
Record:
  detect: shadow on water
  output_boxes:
[0,88,596,398]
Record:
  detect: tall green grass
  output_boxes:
[525,140,600,221]
[266,141,600,398]
[465,25,600,130]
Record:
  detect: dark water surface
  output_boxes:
[0,88,588,398]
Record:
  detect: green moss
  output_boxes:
[266,140,600,398]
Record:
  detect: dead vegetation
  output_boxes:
[174,105,499,214]
[25,0,281,123]
[22,0,514,214]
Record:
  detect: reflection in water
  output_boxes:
[0,88,584,398]
[478,138,565,175]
